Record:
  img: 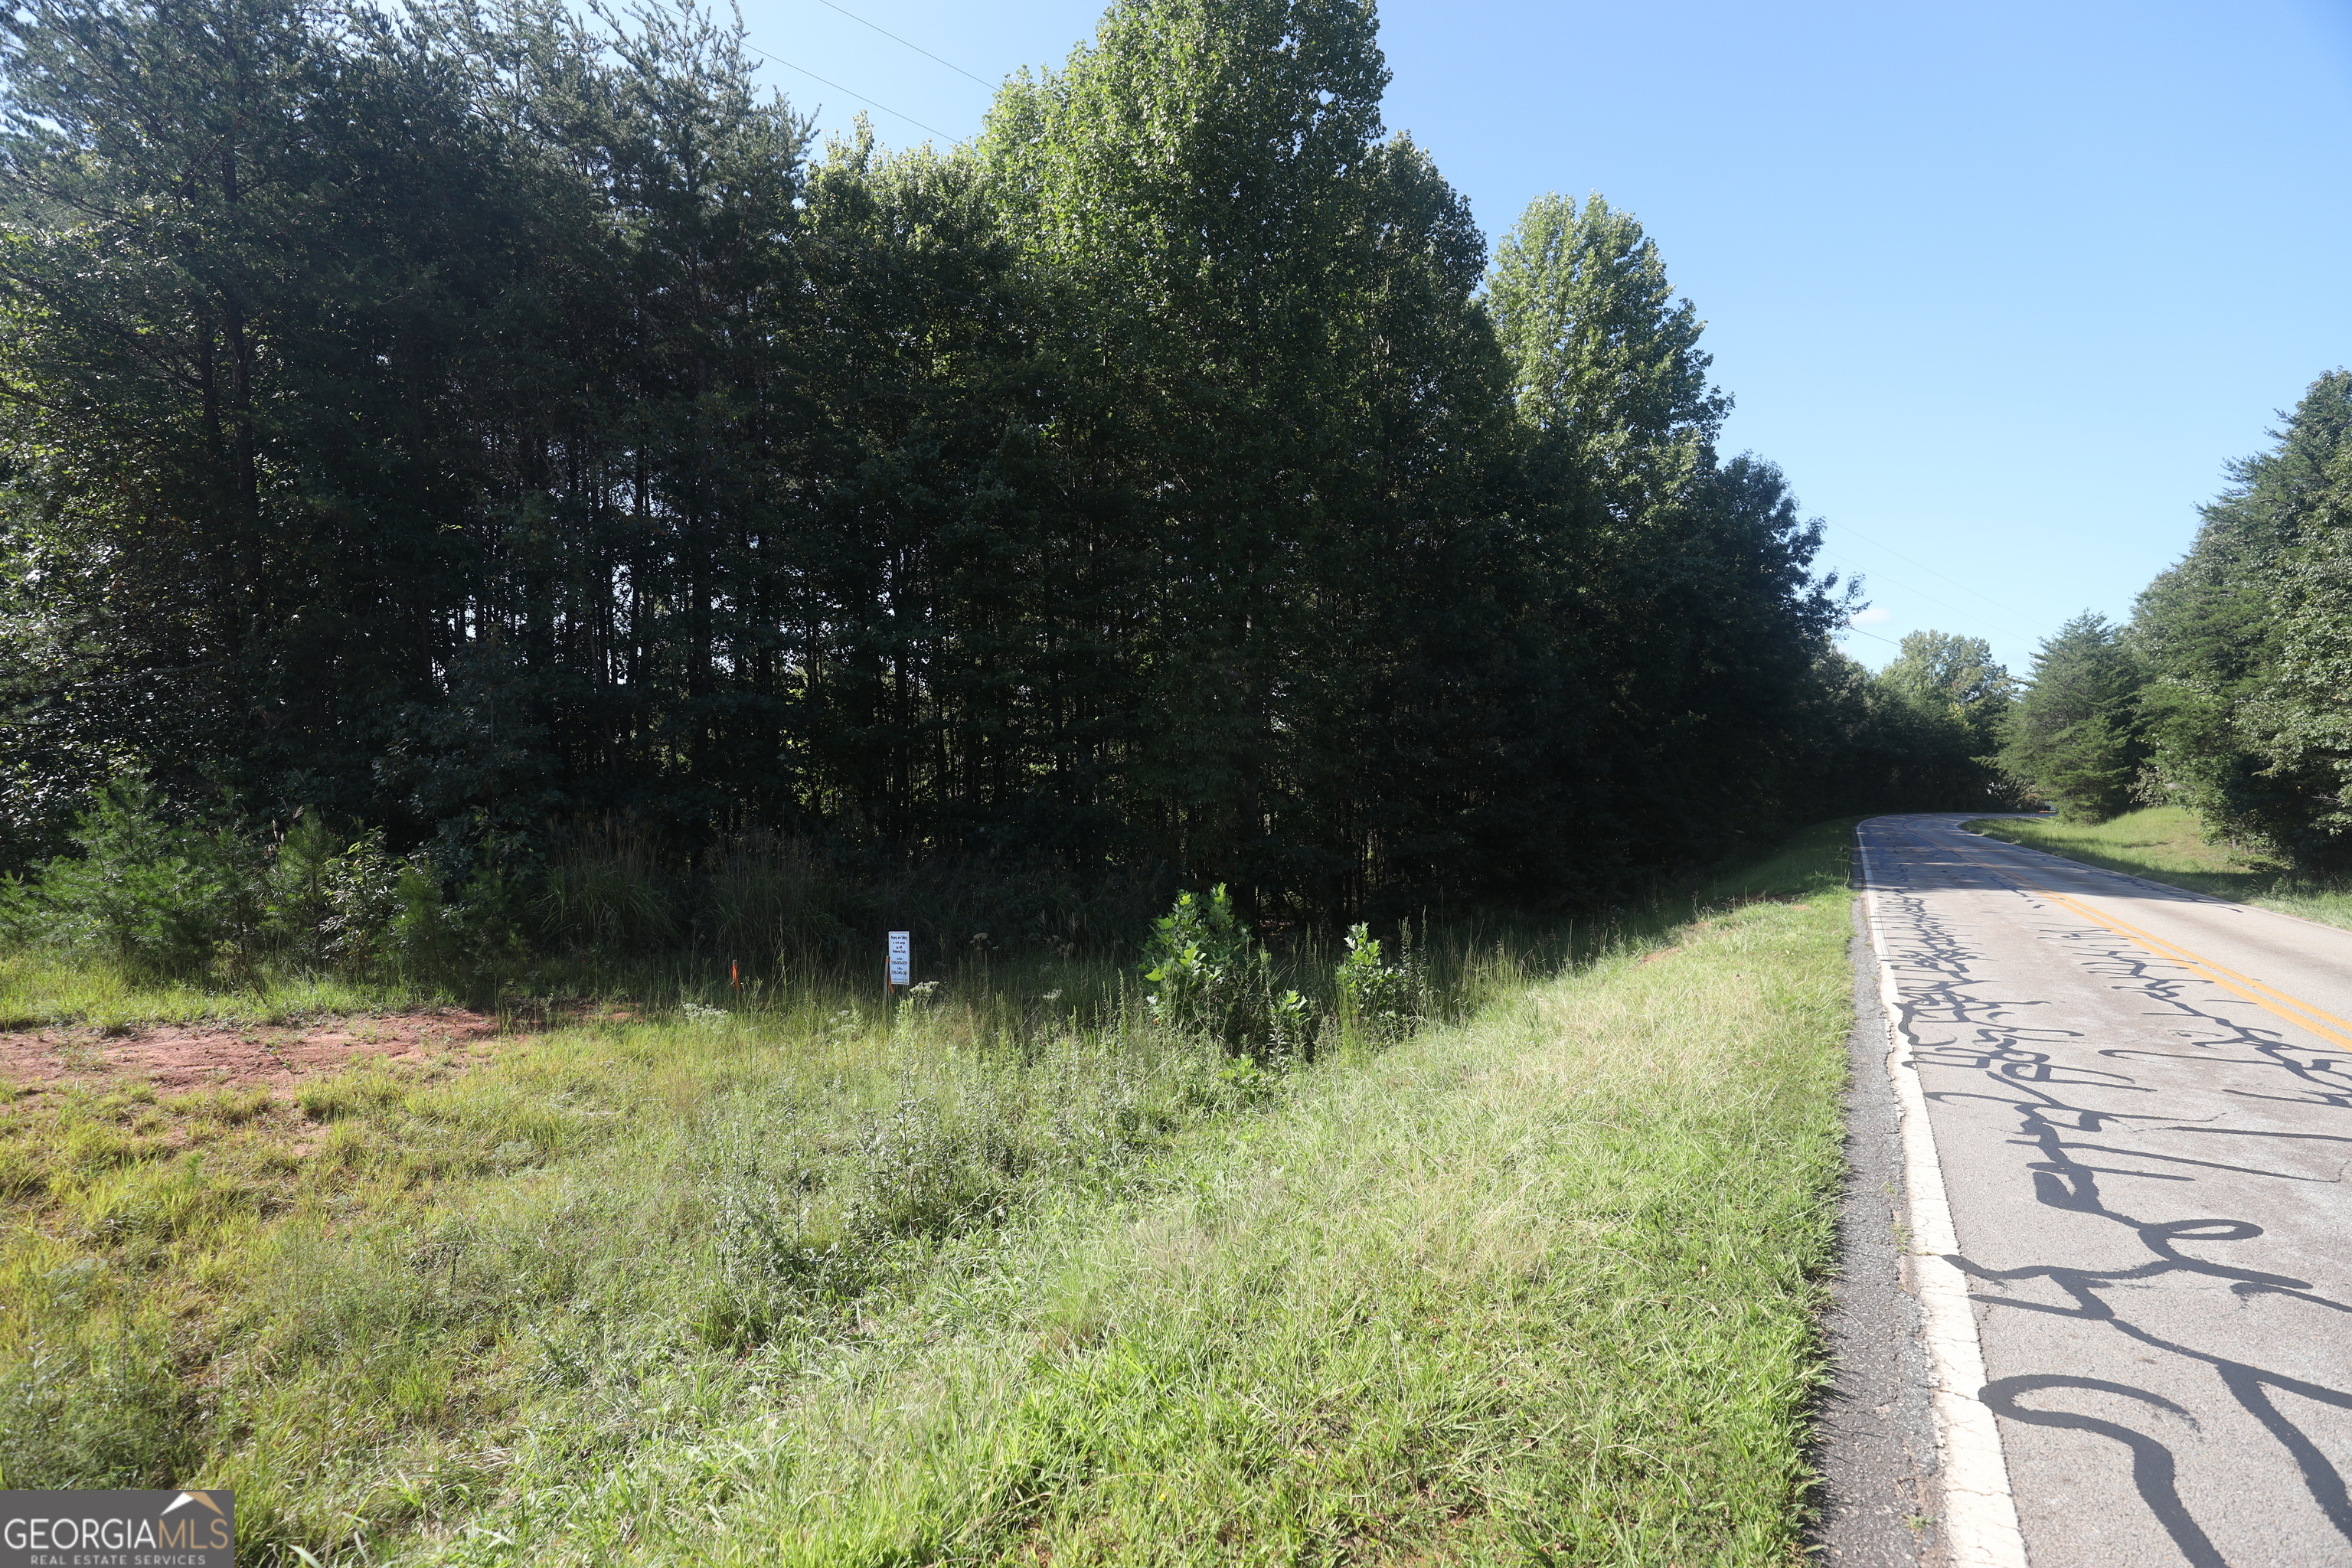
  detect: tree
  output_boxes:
[0,0,1978,926]
[1999,614,2146,822]
[2230,395,2352,872]
[1484,191,1844,868]
[1488,193,1727,520]
[1811,631,2014,813]
[975,0,1524,913]
[1880,631,2013,750]
[0,0,572,848]
[2133,371,2352,865]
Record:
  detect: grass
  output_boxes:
[1963,805,2352,933]
[0,949,434,1033]
[0,821,1862,1564]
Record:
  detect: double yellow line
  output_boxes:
[1945,841,2352,1054]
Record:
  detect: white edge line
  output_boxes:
[1859,825,2030,1568]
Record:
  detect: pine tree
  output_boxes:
[2134,371,2352,864]
[1999,614,2146,822]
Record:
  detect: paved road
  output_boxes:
[1855,814,2352,1567]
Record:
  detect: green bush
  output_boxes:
[27,778,264,981]
[1139,885,1315,1060]
[261,813,403,972]
[8,779,434,985]
[1333,923,1410,1053]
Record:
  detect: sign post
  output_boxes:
[886,930,911,1007]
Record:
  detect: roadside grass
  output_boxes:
[0,822,1859,1564]
[0,949,434,1033]
[1965,805,2352,933]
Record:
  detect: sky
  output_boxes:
[722,0,2352,678]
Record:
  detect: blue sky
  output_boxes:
[724,0,2352,678]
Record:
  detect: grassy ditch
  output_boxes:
[1965,805,2352,933]
[1,822,1860,1564]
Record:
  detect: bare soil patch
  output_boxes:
[0,1009,505,1096]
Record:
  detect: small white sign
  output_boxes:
[887,930,912,987]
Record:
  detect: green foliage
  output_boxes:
[262,815,403,972]
[1788,639,2026,818]
[2254,538,2352,855]
[23,779,263,981]
[1489,191,1726,505]
[1332,921,1411,1052]
[1139,885,1294,1055]
[1878,630,2014,743]
[1998,612,2148,821]
[8,778,436,986]
[1484,191,1867,870]
[1860,631,2022,812]
[0,0,1963,939]
[2132,370,2352,870]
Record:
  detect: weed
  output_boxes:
[175,1086,274,1126]
[0,820,1865,1563]
[297,1067,409,1122]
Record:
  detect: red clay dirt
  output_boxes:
[0,1010,506,1096]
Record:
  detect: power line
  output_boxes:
[745,44,956,141]
[810,0,994,88]
[1841,622,1902,648]
[1818,546,2030,642]
[1830,520,2037,625]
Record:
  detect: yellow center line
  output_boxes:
[1932,839,2352,1054]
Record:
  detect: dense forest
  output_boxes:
[1998,371,2352,876]
[0,0,2016,974]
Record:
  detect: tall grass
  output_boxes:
[0,949,430,1034]
[0,822,1860,1563]
[0,799,1180,1024]
[1966,805,2352,933]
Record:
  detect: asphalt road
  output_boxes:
[1852,813,2352,1567]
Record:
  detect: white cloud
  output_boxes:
[1848,606,1893,626]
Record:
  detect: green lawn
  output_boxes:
[1964,806,2352,933]
[2,823,1861,1565]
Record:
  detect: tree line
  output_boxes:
[1998,371,2352,876]
[0,0,2016,965]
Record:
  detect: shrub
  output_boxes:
[1139,885,1314,1059]
[387,864,459,975]
[28,778,265,981]
[1333,923,1410,1053]
[260,813,402,972]
[5,780,431,984]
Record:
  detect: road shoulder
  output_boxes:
[1814,897,1942,1565]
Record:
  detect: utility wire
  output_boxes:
[810,0,994,87]
[1845,626,1894,643]
[1818,546,2030,642]
[745,44,956,141]
[1830,520,2037,624]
